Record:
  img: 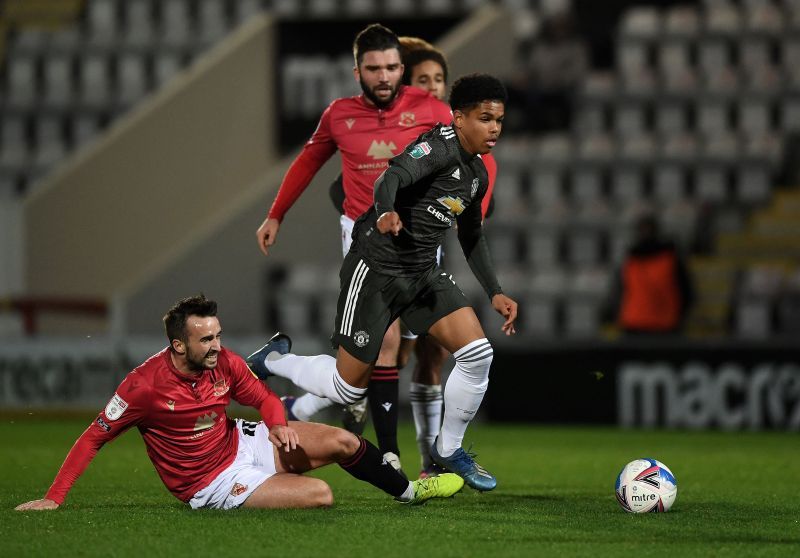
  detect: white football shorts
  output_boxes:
[189,419,277,510]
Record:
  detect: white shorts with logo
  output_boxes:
[341,214,443,341]
[189,419,277,510]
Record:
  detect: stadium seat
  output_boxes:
[86,0,119,47]
[0,116,29,173]
[124,0,155,47]
[663,5,700,39]
[527,228,562,267]
[521,298,559,337]
[563,299,600,338]
[4,56,38,109]
[154,52,182,86]
[654,101,688,136]
[78,53,112,109]
[652,163,686,202]
[160,0,193,48]
[116,52,149,109]
[42,54,75,109]
[32,115,66,173]
[197,0,229,46]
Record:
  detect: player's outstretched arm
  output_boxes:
[491,293,518,336]
[15,498,59,511]
[256,217,281,256]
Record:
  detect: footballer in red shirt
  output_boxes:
[15,295,464,511]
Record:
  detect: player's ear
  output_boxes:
[453,109,465,129]
[353,64,360,82]
[171,339,186,355]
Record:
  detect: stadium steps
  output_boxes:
[686,189,800,337]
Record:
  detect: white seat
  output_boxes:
[704,3,742,36]
[663,5,700,39]
[530,167,564,206]
[740,38,771,74]
[529,268,567,299]
[653,164,686,202]
[41,55,74,109]
[32,116,66,171]
[735,164,771,204]
[161,0,193,47]
[87,0,119,46]
[124,0,155,47]
[736,299,772,339]
[698,39,732,73]
[564,299,600,338]
[697,99,731,135]
[655,102,688,135]
[738,97,772,134]
[272,0,301,16]
[522,299,559,337]
[5,57,38,109]
[566,229,603,266]
[527,229,561,267]
[0,117,29,170]
[71,115,100,148]
[614,103,647,137]
[486,226,520,266]
[154,52,182,86]
[308,0,338,17]
[197,0,229,45]
[117,52,148,107]
[233,0,263,23]
[571,167,604,205]
[694,165,729,203]
[79,54,111,108]
[619,7,661,40]
[610,168,646,204]
[381,0,414,16]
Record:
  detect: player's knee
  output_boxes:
[309,479,334,508]
[335,429,361,460]
[455,339,493,382]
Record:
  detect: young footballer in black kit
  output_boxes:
[248,74,517,491]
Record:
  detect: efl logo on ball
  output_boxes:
[615,458,678,513]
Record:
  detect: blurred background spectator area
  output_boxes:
[1,0,799,344]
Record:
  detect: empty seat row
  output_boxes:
[2,51,188,110]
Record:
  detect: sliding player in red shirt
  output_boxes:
[15,295,463,511]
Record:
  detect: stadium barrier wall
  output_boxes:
[2,338,798,432]
[488,343,800,431]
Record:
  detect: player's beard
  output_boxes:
[186,347,219,371]
[360,76,399,109]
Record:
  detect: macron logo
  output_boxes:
[381,402,393,412]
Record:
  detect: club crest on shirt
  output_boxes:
[230,483,248,497]
[437,195,466,216]
[353,330,370,348]
[471,178,480,198]
[399,112,416,126]
[213,379,229,397]
[104,393,128,421]
[409,142,432,159]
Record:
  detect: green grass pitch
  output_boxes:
[1,414,798,557]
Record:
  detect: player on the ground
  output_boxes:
[255,24,453,475]
[14,295,464,511]
[248,74,517,492]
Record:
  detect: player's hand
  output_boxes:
[376,212,403,236]
[491,293,518,336]
[268,424,299,452]
[256,217,281,256]
[15,498,59,511]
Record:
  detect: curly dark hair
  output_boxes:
[448,73,507,113]
[352,23,400,67]
[402,48,449,85]
[163,294,217,345]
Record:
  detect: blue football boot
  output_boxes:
[430,438,497,491]
[245,332,292,380]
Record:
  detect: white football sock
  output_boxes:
[266,353,366,405]
[410,382,442,470]
[437,338,493,457]
[290,393,335,421]
[396,481,415,503]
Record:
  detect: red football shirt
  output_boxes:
[268,85,453,221]
[45,347,286,504]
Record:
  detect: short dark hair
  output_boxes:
[353,23,400,67]
[402,48,449,85]
[163,294,217,346]
[449,73,507,113]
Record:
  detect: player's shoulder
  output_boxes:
[327,95,366,114]
[401,87,451,118]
